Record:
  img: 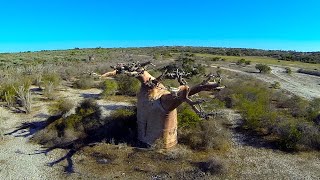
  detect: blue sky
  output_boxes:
[0,0,320,52]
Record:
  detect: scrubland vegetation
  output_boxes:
[1,47,320,179]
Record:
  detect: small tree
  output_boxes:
[255,64,271,73]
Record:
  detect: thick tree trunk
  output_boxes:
[101,64,223,149]
[136,84,178,148]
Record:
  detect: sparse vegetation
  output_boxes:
[1,47,320,179]
[220,77,320,151]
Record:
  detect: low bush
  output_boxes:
[178,117,230,151]
[236,58,246,65]
[280,95,309,118]
[115,75,140,96]
[73,76,95,89]
[49,98,74,116]
[100,79,118,97]
[177,104,201,128]
[42,73,61,87]
[0,77,32,107]
[32,99,102,147]
[271,81,281,89]
[275,120,302,151]
[43,81,56,100]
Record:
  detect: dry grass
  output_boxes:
[102,95,137,104]
[71,143,227,179]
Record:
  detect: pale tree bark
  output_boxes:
[101,62,224,148]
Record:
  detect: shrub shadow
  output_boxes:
[80,93,100,99]
[7,105,139,174]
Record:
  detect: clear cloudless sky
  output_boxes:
[0,0,320,52]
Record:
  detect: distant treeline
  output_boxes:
[139,46,320,64]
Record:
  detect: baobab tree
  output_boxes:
[101,61,225,149]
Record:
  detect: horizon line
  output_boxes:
[1,44,320,54]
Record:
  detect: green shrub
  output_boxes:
[75,98,101,117]
[236,58,246,65]
[100,79,118,97]
[255,64,271,73]
[233,84,272,130]
[271,81,281,89]
[0,77,32,107]
[178,105,201,128]
[178,118,230,151]
[0,83,17,106]
[115,75,140,96]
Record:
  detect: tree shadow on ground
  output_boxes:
[5,115,61,138]
[7,108,140,174]
[80,93,100,99]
